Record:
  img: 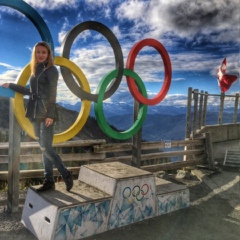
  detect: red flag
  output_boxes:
[217,57,238,93]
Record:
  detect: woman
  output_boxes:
[1,41,73,192]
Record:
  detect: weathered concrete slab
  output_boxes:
[198,124,240,143]
[79,162,153,196]
[155,177,187,195]
[31,180,111,207]
[82,162,152,179]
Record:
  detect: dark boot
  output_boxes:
[36,179,55,192]
[63,171,73,191]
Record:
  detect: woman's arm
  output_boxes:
[1,83,31,96]
[9,83,31,95]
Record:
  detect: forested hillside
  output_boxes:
[0,97,126,143]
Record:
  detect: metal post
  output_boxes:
[7,99,21,213]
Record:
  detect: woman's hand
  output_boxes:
[1,83,10,88]
[45,118,53,127]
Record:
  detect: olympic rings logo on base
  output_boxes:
[0,0,172,143]
[122,184,149,204]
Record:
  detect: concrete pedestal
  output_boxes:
[21,181,111,240]
[79,162,156,229]
[21,162,190,239]
[155,178,190,215]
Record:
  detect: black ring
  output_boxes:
[60,21,124,102]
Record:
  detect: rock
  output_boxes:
[155,171,166,179]
[175,170,191,179]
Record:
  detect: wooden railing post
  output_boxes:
[132,100,142,168]
[193,89,199,137]
[233,93,239,124]
[7,99,21,213]
[205,132,215,170]
[218,92,225,125]
[198,90,204,129]
[202,91,208,126]
[185,87,192,139]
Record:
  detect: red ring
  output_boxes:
[126,38,172,105]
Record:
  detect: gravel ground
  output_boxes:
[0,168,239,240]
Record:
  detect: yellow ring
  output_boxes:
[12,56,91,143]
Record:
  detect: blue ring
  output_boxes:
[0,0,54,55]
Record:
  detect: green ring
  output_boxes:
[94,68,148,140]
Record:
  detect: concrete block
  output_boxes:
[21,162,190,239]
[108,175,156,230]
[155,177,190,215]
[21,187,58,240]
[21,181,111,240]
[79,162,156,229]
[79,162,153,195]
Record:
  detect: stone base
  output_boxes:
[21,162,190,239]
[155,178,190,215]
[21,181,111,240]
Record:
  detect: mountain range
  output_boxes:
[58,101,239,141]
[58,101,188,141]
[0,97,238,143]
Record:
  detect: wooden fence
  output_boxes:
[0,135,213,181]
[186,87,240,138]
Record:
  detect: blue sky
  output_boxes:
[0,0,239,108]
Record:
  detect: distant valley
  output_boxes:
[59,101,239,141]
[0,97,239,142]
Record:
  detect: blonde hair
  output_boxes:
[30,41,54,76]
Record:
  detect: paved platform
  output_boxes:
[1,168,239,240]
[192,169,240,211]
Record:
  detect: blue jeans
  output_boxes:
[32,121,69,181]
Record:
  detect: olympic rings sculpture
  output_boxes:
[0,0,172,143]
[60,21,124,102]
[14,57,91,143]
[122,184,149,204]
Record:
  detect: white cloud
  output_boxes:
[118,93,188,107]
[112,25,122,39]
[0,62,16,70]
[66,42,117,87]
[58,17,71,44]
[85,0,110,6]
[25,0,79,10]
[173,77,186,82]
[1,0,239,107]
[116,0,148,21]
[0,69,21,84]
[115,0,239,45]
[84,0,112,18]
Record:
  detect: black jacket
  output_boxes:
[9,62,58,121]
